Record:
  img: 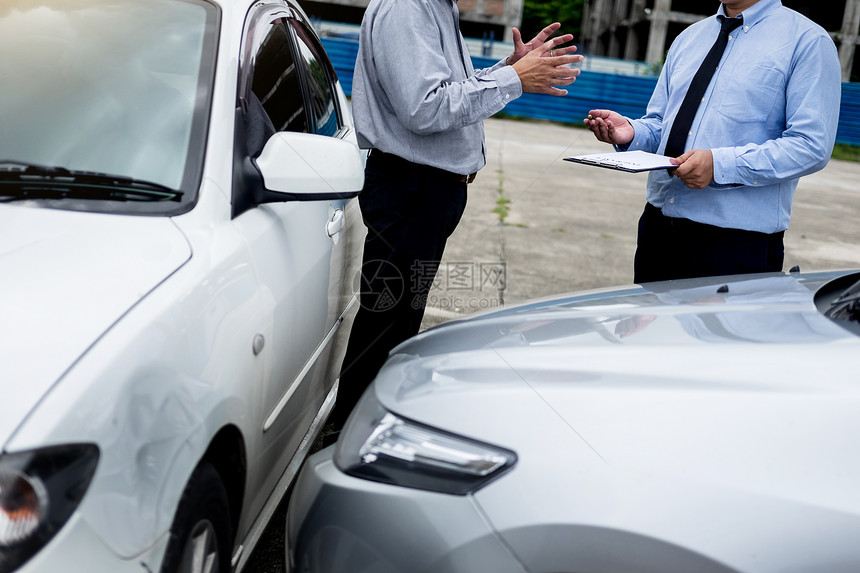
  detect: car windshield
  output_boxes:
[0,0,218,214]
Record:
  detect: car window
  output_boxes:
[288,19,341,137]
[251,20,308,137]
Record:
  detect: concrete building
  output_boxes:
[301,0,524,42]
[581,0,860,81]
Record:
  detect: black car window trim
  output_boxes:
[237,5,346,142]
[283,19,318,136]
[284,14,345,138]
[237,6,290,124]
[254,18,308,133]
[231,3,297,219]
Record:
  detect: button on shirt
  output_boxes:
[622,0,841,233]
[351,0,523,176]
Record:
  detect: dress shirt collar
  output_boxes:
[717,0,782,33]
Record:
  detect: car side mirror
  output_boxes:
[255,131,364,200]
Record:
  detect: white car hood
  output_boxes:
[0,206,191,446]
[377,272,860,512]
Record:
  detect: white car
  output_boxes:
[0,1,364,572]
[288,270,860,573]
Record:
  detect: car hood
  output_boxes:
[375,272,860,510]
[0,206,191,446]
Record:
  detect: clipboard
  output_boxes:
[564,150,675,173]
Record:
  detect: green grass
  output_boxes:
[832,143,860,162]
[493,196,511,221]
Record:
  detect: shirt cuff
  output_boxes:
[614,117,641,152]
[711,147,738,185]
[496,64,523,102]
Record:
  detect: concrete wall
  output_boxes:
[305,0,523,41]
[582,0,860,81]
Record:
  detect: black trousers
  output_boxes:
[328,152,468,430]
[634,202,785,283]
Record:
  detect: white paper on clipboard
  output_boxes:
[564,150,675,173]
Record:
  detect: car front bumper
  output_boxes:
[286,447,527,573]
[16,512,168,573]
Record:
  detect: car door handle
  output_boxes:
[327,208,344,237]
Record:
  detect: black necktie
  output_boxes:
[664,16,744,158]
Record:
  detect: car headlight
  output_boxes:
[333,390,516,495]
[0,445,99,573]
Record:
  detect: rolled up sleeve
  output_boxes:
[371,1,522,136]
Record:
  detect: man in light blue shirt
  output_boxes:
[585,0,841,283]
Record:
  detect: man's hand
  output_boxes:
[506,23,578,66]
[584,109,634,145]
[615,315,656,338]
[671,149,714,189]
[511,39,583,96]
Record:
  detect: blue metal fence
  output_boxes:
[323,37,360,96]
[839,82,860,145]
[322,37,860,147]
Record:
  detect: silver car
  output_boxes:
[287,270,860,573]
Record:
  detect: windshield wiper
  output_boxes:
[825,276,860,322]
[0,160,183,202]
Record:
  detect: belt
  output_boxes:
[368,149,477,184]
